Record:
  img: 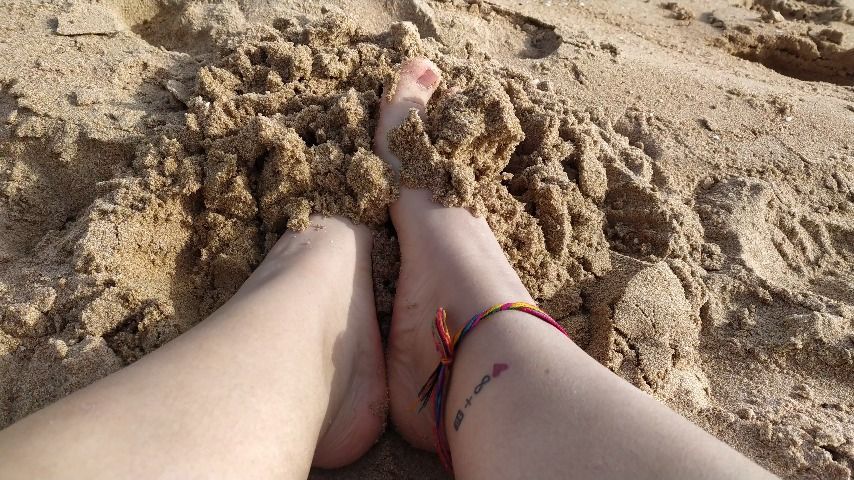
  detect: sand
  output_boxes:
[0,0,852,478]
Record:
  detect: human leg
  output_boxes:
[377,59,776,479]
[0,216,385,479]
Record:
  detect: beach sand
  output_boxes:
[0,0,852,478]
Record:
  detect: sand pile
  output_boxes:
[0,12,615,413]
[1,0,853,478]
[136,13,615,316]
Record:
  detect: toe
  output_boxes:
[374,58,442,169]
[387,58,441,111]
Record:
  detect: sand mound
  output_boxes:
[710,2,854,85]
[0,14,616,412]
[587,254,710,412]
[135,14,614,309]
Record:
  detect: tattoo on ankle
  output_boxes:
[452,363,509,431]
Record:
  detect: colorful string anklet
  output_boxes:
[417,301,569,474]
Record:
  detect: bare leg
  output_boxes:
[0,216,385,479]
[378,59,776,479]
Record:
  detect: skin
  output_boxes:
[0,58,777,480]
[382,59,777,480]
[0,217,386,478]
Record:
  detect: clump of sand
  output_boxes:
[390,67,611,296]
[136,14,611,303]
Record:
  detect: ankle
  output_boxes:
[392,190,533,331]
[438,310,577,475]
[436,272,533,332]
[239,215,371,340]
[391,189,499,262]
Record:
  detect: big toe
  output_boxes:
[374,58,442,169]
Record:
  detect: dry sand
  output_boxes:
[0,0,853,478]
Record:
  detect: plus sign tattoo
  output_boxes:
[452,363,509,431]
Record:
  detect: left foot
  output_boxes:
[255,216,387,468]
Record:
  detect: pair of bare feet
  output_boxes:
[0,58,773,480]
[310,58,534,467]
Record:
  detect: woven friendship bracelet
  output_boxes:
[416,301,569,474]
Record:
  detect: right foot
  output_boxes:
[374,59,534,450]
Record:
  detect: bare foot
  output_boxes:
[259,216,387,468]
[374,59,534,450]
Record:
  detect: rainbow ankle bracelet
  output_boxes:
[417,301,570,474]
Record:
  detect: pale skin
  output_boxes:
[0,59,776,479]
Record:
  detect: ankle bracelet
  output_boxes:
[417,301,569,474]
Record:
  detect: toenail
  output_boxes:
[417,68,439,89]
